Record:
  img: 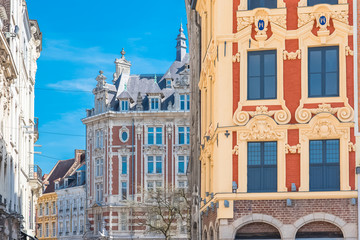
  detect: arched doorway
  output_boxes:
[295,221,343,239]
[235,222,281,239]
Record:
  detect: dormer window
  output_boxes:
[248,0,277,10]
[55,182,59,190]
[77,172,81,185]
[64,179,68,187]
[150,98,160,111]
[166,79,172,88]
[121,100,129,111]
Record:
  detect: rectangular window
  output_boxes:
[39,203,43,216]
[308,46,339,97]
[178,181,186,188]
[147,181,154,191]
[310,140,340,191]
[121,100,129,111]
[180,95,185,110]
[166,79,172,88]
[96,159,103,177]
[248,0,277,10]
[247,142,277,192]
[178,127,190,144]
[121,182,127,200]
[96,183,103,202]
[39,223,42,237]
[148,156,162,174]
[52,201,56,215]
[148,127,162,145]
[121,212,127,231]
[77,172,81,185]
[121,156,127,174]
[178,156,189,174]
[308,0,338,6]
[45,223,49,237]
[45,202,49,215]
[59,222,63,233]
[52,222,56,237]
[156,181,162,190]
[186,94,190,110]
[150,98,160,110]
[180,94,190,110]
[248,50,277,100]
[66,221,69,233]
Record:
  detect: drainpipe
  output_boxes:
[131,118,135,239]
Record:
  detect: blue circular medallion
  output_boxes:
[319,16,327,26]
[258,20,265,31]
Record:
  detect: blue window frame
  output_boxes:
[186,94,190,110]
[178,127,190,144]
[248,142,277,193]
[148,156,162,174]
[248,50,277,100]
[166,80,172,88]
[121,156,127,175]
[148,127,162,145]
[178,156,189,174]
[121,100,129,111]
[248,0,277,10]
[150,98,159,110]
[310,140,340,191]
[308,0,338,6]
[308,46,339,97]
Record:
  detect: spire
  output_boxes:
[154,74,157,83]
[176,22,187,61]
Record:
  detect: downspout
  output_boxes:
[131,118,135,239]
[353,1,359,238]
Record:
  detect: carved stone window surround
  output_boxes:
[298,113,352,192]
[298,0,347,7]
[235,115,288,193]
[295,8,353,123]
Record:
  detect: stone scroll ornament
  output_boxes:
[233,106,291,126]
[295,103,354,124]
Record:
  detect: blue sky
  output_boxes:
[28,0,188,174]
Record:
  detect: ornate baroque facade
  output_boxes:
[82,27,191,239]
[0,0,42,239]
[188,0,357,239]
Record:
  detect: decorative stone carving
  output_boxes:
[348,142,355,152]
[296,103,354,123]
[345,46,354,56]
[248,106,274,117]
[237,16,254,32]
[285,144,301,154]
[144,145,165,155]
[118,146,131,155]
[283,50,301,60]
[234,105,291,125]
[237,9,286,33]
[233,108,250,126]
[268,15,287,29]
[232,145,239,156]
[175,145,190,155]
[239,118,285,141]
[312,120,338,138]
[232,52,241,63]
[298,6,348,28]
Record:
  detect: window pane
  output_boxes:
[156,162,162,174]
[325,72,338,96]
[310,140,323,164]
[248,77,261,99]
[264,76,276,99]
[148,157,154,173]
[325,49,338,72]
[264,53,276,76]
[264,142,277,165]
[248,54,260,77]
[308,0,338,6]
[326,140,339,163]
[309,49,322,73]
[248,0,277,10]
[309,73,322,97]
[148,128,154,145]
[178,156,185,173]
[122,157,127,174]
[248,142,261,165]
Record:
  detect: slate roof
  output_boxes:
[109,54,189,112]
[43,158,75,194]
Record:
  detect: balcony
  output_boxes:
[29,165,42,191]
[34,117,39,142]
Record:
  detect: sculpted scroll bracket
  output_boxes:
[348,142,355,152]
[283,50,301,60]
[285,144,301,154]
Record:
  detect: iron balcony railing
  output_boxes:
[29,165,42,181]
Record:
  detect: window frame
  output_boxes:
[121,100,129,111]
[147,127,163,145]
[247,50,277,100]
[178,127,190,145]
[307,0,339,6]
[121,156,127,175]
[247,141,278,193]
[147,156,163,174]
[178,155,189,174]
[150,97,160,111]
[309,139,340,191]
[121,181,127,200]
[247,0,278,10]
[308,46,339,98]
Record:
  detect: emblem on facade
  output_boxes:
[239,118,285,141]
[283,50,301,60]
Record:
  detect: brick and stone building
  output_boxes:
[36,150,85,240]
[0,0,42,239]
[187,0,357,239]
[82,26,190,239]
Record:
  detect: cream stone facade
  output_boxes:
[0,0,42,239]
[187,0,357,239]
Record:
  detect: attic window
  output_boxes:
[150,98,160,111]
[64,179,68,187]
[55,182,59,190]
[166,80,172,88]
[121,100,129,111]
[77,172,81,185]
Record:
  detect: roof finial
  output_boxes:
[179,22,184,32]
[154,74,157,83]
[121,48,126,58]
[124,83,127,91]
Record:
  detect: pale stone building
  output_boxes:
[0,0,42,239]
[82,26,190,239]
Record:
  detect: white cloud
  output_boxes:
[47,78,94,92]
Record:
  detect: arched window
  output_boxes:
[295,221,343,239]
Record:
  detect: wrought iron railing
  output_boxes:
[29,165,42,181]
